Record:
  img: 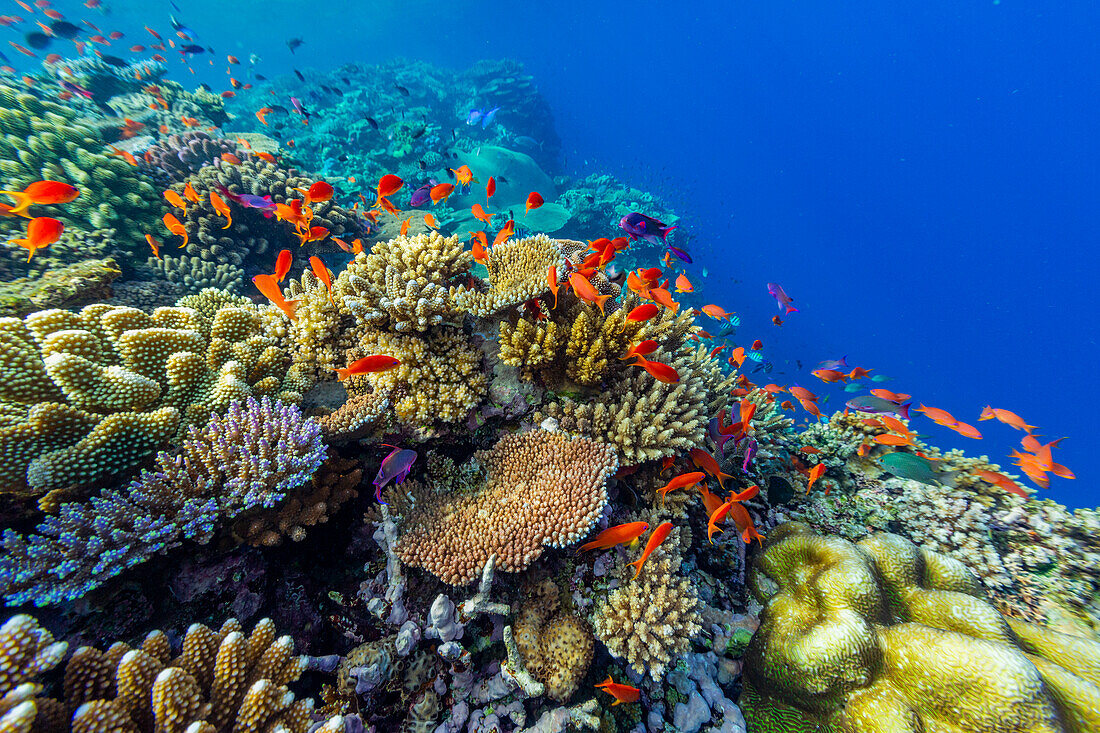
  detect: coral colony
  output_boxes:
[0,37,1094,733]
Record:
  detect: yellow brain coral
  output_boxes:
[742,522,1100,733]
[395,429,617,585]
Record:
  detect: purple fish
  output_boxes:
[290,96,311,122]
[767,283,798,315]
[708,416,733,455]
[465,108,483,126]
[217,186,276,216]
[60,79,94,100]
[742,438,758,473]
[817,356,849,371]
[373,446,417,503]
[665,246,692,264]
[409,183,433,208]
[845,395,911,419]
[620,212,677,247]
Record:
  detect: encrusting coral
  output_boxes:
[592,541,702,680]
[0,297,302,498]
[393,429,617,585]
[0,397,326,606]
[741,521,1100,732]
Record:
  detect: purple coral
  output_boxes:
[142,131,235,182]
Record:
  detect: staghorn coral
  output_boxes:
[394,429,617,585]
[534,348,710,463]
[0,299,301,497]
[592,546,701,680]
[741,522,1100,733]
[451,233,562,318]
[34,616,334,732]
[0,83,163,256]
[0,397,325,606]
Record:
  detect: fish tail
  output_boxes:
[627,558,643,579]
[897,403,911,420]
[785,304,799,314]
[661,224,677,240]
[0,190,33,217]
[595,294,611,315]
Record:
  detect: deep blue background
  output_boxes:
[9,1,1098,507]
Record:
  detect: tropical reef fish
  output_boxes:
[879,452,957,487]
[525,191,543,213]
[767,282,798,314]
[846,395,911,419]
[373,446,416,503]
[286,37,303,53]
[656,472,705,501]
[620,211,676,246]
[979,406,1037,432]
[576,522,649,554]
[408,182,432,208]
[274,249,292,282]
[627,521,673,579]
[595,676,640,706]
[252,273,298,321]
[466,105,499,127]
[162,211,187,247]
[0,180,79,217]
[10,216,62,260]
[336,355,401,380]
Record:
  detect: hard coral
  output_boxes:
[452,233,562,318]
[394,429,617,585]
[741,522,1100,732]
[513,580,594,703]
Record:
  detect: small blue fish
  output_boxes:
[870,374,894,383]
[481,106,500,128]
[843,382,863,393]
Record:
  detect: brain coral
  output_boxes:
[0,298,300,498]
[513,580,594,703]
[742,522,1100,733]
[394,429,617,585]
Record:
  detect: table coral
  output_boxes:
[394,429,617,585]
[0,299,301,497]
[451,233,562,318]
[741,522,1100,732]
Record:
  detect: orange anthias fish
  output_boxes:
[632,357,680,384]
[948,421,982,439]
[915,404,958,427]
[163,188,187,212]
[300,181,334,204]
[690,447,734,490]
[309,256,335,306]
[576,522,649,554]
[423,213,439,229]
[806,463,826,493]
[979,406,1037,432]
[674,272,693,293]
[296,225,330,246]
[494,219,516,246]
[871,388,910,403]
[485,176,496,201]
[209,191,232,229]
[451,164,474,185]
[595,676,640,706]
[182,181,200,203]
[811,369,848,383]
[471,231,489,264]
[525,191,544,214]
[471,203,492,226]
[975,469,1028,499]
[162,211,188,247]
[649,287,679,313]
[335,355,401,380]
[656,472,705,501]
[430,183,455,203]
[0,180,79,217]
[145,233,162,260]
[568,273,611,314]
[11,216,63,260]
[621,339,659,362]
[624,303,659,326]
[252,273,298,321]
[400,217,410,236]
[275,199,310,231]
[546,265,559,308]
[728,496,765,545]
[627,521,673,579]
[848,366,873,380]
[255,107,273,125]
[274,249,292,282]
[377,173,403,200]
[701,304,733,321]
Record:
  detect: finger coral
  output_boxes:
[0,299,301,497]
[741,522,1100,733]
[0,614,68,731]
[451,233,562,318]
[394,429,617,585]
[0,397,325,606]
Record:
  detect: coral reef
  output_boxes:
[742,522,1100,732]
[513,580,594,703]
[394,429,617,584]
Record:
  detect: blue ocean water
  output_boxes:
[3,0,1095,507]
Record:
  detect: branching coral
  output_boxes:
[394,429,617,585]
[0,397,325,606]
[741,522,1100,732]
[592,545,702,680]
[0,299,301,497]
[451,233,562,318]
[0,614,68,731]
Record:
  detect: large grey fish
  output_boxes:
[846,395,910,419]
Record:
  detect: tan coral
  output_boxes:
[452,233,562,317]
[395,430,617,585]
[592,551,701,680]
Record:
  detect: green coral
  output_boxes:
[0,298,301,498]
[0,83,164,259]
[0,257,121,318]
[742,522,1100,733]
